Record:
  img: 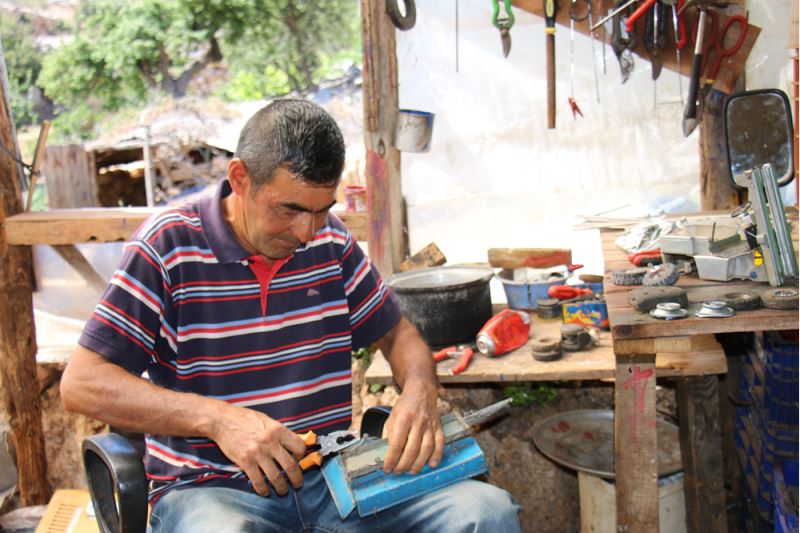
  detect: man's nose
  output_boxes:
[290,212,315,244]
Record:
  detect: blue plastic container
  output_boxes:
[774,459,799,533]
[496,270,565,310]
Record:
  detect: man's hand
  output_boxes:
[210,405,307,496]
[382,379,445,474]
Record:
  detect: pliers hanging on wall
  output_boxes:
[611,0,638,84]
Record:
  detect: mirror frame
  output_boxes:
[724,88,795,189]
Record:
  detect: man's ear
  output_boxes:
[227,158,249,196]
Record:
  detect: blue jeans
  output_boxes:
[149,469,521,532]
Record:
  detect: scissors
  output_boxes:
[703,13,747,85]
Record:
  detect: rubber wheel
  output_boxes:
[642,263,679,287]
[720,291,762,311]
[532,349,562,362]
[386,0,416,30]
[531,336,561,352]
[611,268,648,286]
[627,286,688,312]
[762,288,799,310]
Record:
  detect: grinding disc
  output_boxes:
[627,286,689,312]
[611,268,648,286]
[532,349,562,362]
[531,336,562,352]
[642,263,679,287]
[719,291,762,311]
[762,288,799,310]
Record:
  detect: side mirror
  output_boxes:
[724,89,795,189]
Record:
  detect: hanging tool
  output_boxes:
[670,0,688,104]
[568,0,600,116]
[624,0,656,32]
[680,0,731,136]
[694,12,747,118]
[644,1,667,80]
[432,343,476,375]
[492,0,515,57]
[681,6,708,136]
[545,0,558,128]
[591,0,636,31]
[611,0,638,84]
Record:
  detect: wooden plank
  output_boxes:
[511,0,759,93]
[0,41,50,505]
[399,242,446,272]
[51,244,107,292]
[677,375,728,533]
[700,86,746,211]
[361,0,405,275]
[3,207,368,245]
[364,314,727,385]
[487,248,572,269]
[42,144,98,209]
[615,353,659,532]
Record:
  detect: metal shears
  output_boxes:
[433,343,476,375]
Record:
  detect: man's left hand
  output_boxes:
[381,379,445,474]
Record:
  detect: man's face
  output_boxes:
[236,166,338,260]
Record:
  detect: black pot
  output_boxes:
[385,265,494,348]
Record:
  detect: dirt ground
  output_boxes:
[1,359,678,533]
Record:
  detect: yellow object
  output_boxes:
[35,489,99,533]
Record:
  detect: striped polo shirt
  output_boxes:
[79,179,401,501]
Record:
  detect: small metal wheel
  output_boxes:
[762,288,799,310]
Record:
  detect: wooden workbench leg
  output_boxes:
[677,376,728,533]
[615,353,659,533]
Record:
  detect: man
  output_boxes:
[61,99,520,532]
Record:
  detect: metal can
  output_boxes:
[476,309,531,357]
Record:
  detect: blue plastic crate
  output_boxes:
[774,460,799,533]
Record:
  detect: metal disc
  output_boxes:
[532,409,683,479]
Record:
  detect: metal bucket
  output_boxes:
[385,265,493,347]
[393,109,435,152]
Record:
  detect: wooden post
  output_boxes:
[0,42,50,505]
[699,88,745,211]
[677,376,728,533]
[360,0,405,276]
[615,352,659,532]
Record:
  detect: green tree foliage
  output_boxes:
[0,13,42,126]
[37,0,360,137]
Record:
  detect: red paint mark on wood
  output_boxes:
[365,149,387,253]
[550,420,570,433]
[622,366,655,446]
[584,432,594,440]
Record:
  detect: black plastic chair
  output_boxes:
[82,406,392,533]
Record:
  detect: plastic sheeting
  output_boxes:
[395,0,796,274]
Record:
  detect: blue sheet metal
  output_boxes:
[322,436,487,519]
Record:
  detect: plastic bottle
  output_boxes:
[475,309,531,357]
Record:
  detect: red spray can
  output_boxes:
[475,309,531,357]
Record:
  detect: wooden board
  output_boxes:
[42,145,98,209]
[3,207,368,245]
[487,248,572,269]
[364,313,727,385]
[600,216,799,340]
[614,353,659,532]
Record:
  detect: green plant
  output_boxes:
[503,383,558,407]
[351,347,372,367]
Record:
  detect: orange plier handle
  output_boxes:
[297,431,322,470]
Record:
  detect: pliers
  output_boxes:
[297,430,359,470]
[433,344,475,375]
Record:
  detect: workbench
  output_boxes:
[366,219,799,533]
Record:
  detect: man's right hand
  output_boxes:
[209,406,308,497]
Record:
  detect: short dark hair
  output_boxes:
[234,98,346,187]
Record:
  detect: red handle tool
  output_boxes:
[625,0,656,33]
[628,249,663,266]
[432,345,475,375]
[548,285,593,300]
